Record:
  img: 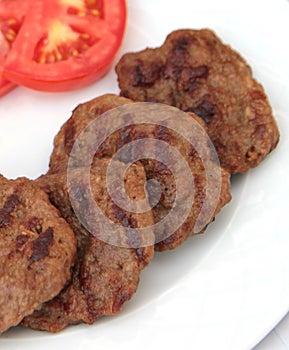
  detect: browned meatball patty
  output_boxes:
[47,94,231,251]
[22,159,155,332]
[0,175,76,334]
[48,94,133,175]
[116,29,280,174]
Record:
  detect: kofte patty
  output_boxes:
[47,94,231,251]
[22,159,155,332]
[0,175,76,334]
[115,29,279,173]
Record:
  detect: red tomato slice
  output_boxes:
[0,0,24,96]
[3,0,127,92]
[0,0,32,96]
[0,38,15,97]
[0,70,15,97]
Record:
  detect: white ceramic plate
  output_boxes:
[1,0,289,349]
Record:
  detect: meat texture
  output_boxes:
[116,29,279,173]
[0,175,76,333]
[47,94,231,251]
[22,159,155,332]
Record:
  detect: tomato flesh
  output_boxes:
[3,0,127,92]
[0,0,34,96]
[0,73,15,97]
[0,40,15,97]
[0,1,25,96]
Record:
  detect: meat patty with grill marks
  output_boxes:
[22,159,155,332]
[0,175,76,334]
[115,29,280,174]
[47,94,231,251]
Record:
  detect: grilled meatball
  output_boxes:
[116,29,279,174]
[22,159,154,332]
[0,175,76,334]
[47,94,231,251]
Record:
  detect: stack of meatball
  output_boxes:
[0,29,279,334]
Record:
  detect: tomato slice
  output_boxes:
[0,0,27,96]
[0,0,32,96]
[0,71,15,97]
[0,37,15,97]
[3,0,127,92]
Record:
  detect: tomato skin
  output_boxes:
[4,63,110,92]
[3,0,127,92]
[0,77,15,96]
[0,0,33,96]
[1,53,16,96]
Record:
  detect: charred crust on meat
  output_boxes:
[111,203,134,228]
[163,36,192,80]
[26,217,43,234]
[153,124,171,143]
[64,120,76,155]
[173,36,191,51]
[0,194,20,228]
[187,145,198,160]
[153,161,172,176]
[110,204,143,248]
[132,59,163,87]
[178,65,209,92]
[186,96,219,123]
[164,40,209,94]
[95,128,113,159]
[116,125,133,150]
[30,227,54,263]
[16,234,29,249]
